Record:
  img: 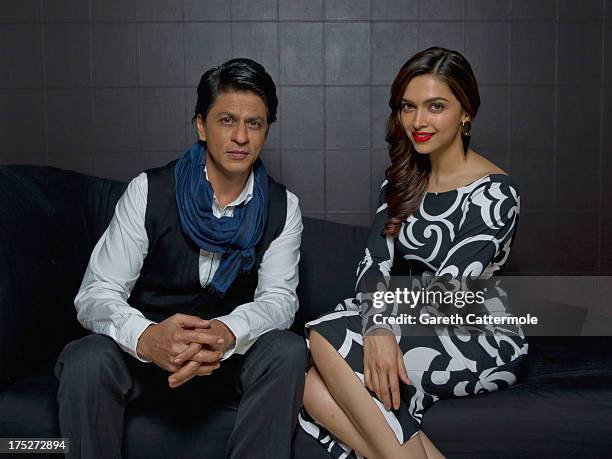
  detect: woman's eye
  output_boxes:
[400,103,414,113]
[431,103,444,111]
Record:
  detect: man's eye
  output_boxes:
[249,120,261,128]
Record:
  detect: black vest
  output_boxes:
[127,161,287,323]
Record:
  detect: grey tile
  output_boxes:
[477,148,508,171]
[302,211,325,220]
[556,148,600,211]
[279,0,324,20]
[260,149,281,181]
[138,24,184,86]
[605,25,612,85]
[0,0,41,22]
[141,150,181,170]
[46,89,93,153]
[231,22,279,83]
[325,150,371,211]
[92,89,139,152]
[371,86,391,149]
[47,152,95,175]
[372,0,418,20]
[183,0,230,20]
[509,149,554,210]
[508,211,555,273]
[281,150,325,212]
[558,22,602,85]
[265,115,281,150]
[557,86,601,150]
[418,22,464,54]
[608,0,612,21]
[0,90,44,154]
[511,22,555,84]
[91,0,136,21]
[465,22,509,85]
[372,22,418,85]
[465,0,510,20]
[0,152,46,166]
[92,23,138,87]
[554,211,598,273]
[135,0,182,21]
[43,24,90,87]
[326,212,372,227]
[42,0,89,21]
[605,151,612,211]
[371,148,390,209]
[279,87,324,149]
[139,88,185,151]
[510,85,554,148]
[231,0,277,20]
[472,85,508,148]
[559,0,603,20]
[279,23,323,85]
[94,152,141,182]
[512,0,557,20]
[326,0,371,20]
[184,23,232,86]
[605,86,612,156]
[326,23,371,85]
[0,25,42,88]
[326,87,371,149]
[418,0,463,20]
[184,87,198,146]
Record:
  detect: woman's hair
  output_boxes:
[383,47,480,237]
[193,58,278,125]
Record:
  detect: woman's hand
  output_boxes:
[363,331,410,411]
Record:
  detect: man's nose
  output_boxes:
[232,122,249,145]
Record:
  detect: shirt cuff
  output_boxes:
[212,315,250,361]
[120,315,157,362]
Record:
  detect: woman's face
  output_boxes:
[399,74,469,156]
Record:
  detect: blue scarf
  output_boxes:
[174,142,269,296]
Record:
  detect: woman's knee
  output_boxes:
[303,367,331,421]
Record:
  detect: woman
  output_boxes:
[299,47,528,458]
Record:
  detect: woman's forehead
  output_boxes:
[402,75,455,102]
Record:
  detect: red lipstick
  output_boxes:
[412,131,435,143]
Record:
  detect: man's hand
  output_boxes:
[167,319,236,388]
[136,313,223,372]
[363,330,410,411]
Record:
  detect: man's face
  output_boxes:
[196,90,269,180]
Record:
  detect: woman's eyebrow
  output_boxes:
[401,97,449,104]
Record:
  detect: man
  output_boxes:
[55,58,307,459]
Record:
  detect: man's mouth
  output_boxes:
[227,150,249,158]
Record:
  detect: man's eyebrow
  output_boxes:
[401,97,449,104]
[217,112,237,118]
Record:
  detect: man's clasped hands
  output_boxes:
[136,314,236,388]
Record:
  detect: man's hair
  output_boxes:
[193,58,278,124]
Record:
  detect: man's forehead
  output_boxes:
[210,90,267,113]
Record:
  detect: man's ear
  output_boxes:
[196,114,207,142]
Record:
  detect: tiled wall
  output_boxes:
[0,0,610,274]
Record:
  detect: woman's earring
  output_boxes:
[461,120,471,154]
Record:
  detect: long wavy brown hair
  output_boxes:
[383,47,481,237]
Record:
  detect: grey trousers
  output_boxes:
[54,329,308,459]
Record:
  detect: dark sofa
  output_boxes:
[1,165,611,458]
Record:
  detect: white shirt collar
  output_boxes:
[204,165,255,211]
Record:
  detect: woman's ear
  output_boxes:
[196,114,207,142]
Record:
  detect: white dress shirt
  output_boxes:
[74,168,302,362]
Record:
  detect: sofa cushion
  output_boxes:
[0,166,91,386]
[294,217,369,332]
[423,374,612,456]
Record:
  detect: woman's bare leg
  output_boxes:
[405,432,446,459]
[309,330,428,459]
[304,366,375,458]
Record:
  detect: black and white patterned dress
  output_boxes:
[299,174,528,459]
